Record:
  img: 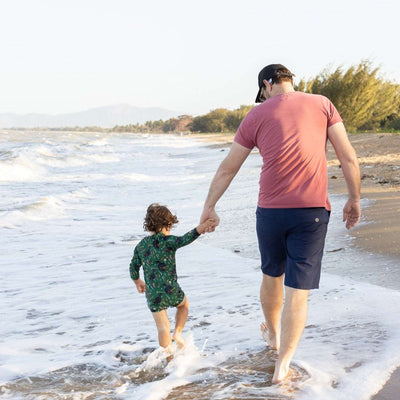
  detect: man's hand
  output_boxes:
[343,199,361,229]
[134,279,146,293]
[200,207,220,232]
[197,218,216,234]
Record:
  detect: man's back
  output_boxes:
[234,92,342,209]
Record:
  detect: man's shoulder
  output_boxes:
[296,91,331,104]
[251,92,329,110]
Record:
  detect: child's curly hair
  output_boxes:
[143,203,179,233]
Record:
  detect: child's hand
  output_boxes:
[134,279,146,293]
[197,218,216,234]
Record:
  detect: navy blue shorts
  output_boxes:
[256,207,330,290]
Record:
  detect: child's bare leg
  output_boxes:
[173,296,189,349]
[152,310,172,349]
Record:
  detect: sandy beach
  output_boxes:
[192,131,400,399]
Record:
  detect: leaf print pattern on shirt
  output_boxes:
[129,228,200,312]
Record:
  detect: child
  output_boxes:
[129,203,214,352]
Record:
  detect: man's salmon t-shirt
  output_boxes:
[234,91,342,211]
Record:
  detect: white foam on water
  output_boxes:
[86,138,110,147]
[34,150,120,168]
[0,155,46,182]
[127,334,209,400]
[0,189,93,228]
[35,146,57,158]
[123,173,207,183]
[66,188,93,201]
[0,196,66,228]
[296,273,400,399]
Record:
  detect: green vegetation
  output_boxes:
[111,106,254,134]
[191,106,253,133]
[296,60,400,132]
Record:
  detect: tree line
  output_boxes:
[111,106,253,134]
[296,60,400,132]
[113,60,400,134]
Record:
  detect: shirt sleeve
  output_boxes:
[234,111,256,150]
[129,246,142,280]
[326,98,343,127]
[173,228,201,249]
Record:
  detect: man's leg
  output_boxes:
[152,310,172,348]
[260,273,284,350]
[173,296,189,349]
[272,286,309,383]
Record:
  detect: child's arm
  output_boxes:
[174,219,215,249]
[129,247,145,293]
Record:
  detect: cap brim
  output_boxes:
[255,87,262,103]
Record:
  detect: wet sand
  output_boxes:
[192,131,400,399]
[327,133,400,400]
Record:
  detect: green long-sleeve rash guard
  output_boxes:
[129,228,201,312]
[129,228,200,288]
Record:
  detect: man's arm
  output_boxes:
[201,142,252,230]
[327,122,361,229]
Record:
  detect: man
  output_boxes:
[200,64,361,383]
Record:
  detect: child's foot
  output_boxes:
[163,344,174,363]
[260,322,279,351]
[172,331,185,349]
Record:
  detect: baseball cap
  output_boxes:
[255,64,295,103]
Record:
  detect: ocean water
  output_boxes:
[0,131,399,400]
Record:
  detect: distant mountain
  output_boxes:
[0,104,180,128]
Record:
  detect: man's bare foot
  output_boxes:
[260,322,279,350]
[172,331,185,349]
[272,361,290,384]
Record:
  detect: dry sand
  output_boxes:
[191,131,400,399]
[327,133,400,259]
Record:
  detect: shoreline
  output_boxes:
[327,133,400,400]
[193,131,400,400]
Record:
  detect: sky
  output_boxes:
[0,0,399,116]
